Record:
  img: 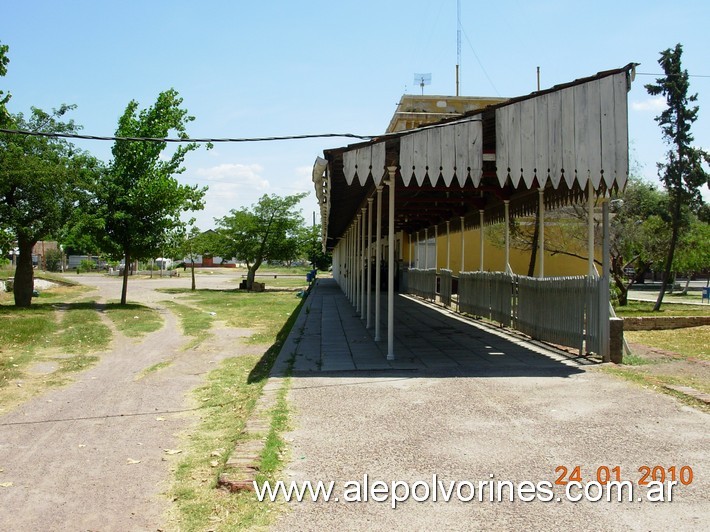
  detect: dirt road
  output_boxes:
[0,272,245,530]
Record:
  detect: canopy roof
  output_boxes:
[314,64,636,250]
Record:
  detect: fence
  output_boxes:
[408,269,606,356]
[408,268,437,301]
[516,276,603,354]
[439,269,453,307]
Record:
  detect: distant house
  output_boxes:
[184,254,238,268]
[31,241,59,269]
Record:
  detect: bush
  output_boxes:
[77,259,96,273]
[45,249,64,272]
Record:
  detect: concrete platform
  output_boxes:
[273,278,591,378]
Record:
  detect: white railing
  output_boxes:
[439,269,453,307]
[408,268,437,301]
[517,276,590,354]
[458,271,514,327]
[454,272,605,355]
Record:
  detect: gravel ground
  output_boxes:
[0,271,249,531]
[274,368,709,530]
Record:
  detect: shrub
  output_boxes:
[77,259,96,273]
[45,249,64,272]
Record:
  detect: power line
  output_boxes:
[459,24,500,96]
[0,129,374,143]
[636,72,710,78]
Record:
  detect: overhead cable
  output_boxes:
[0,129,375,143]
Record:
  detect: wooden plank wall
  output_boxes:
[496,72,629,191]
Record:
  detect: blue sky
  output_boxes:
[2,0,709,229]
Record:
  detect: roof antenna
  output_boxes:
[413,73,431,95]
[537,66,541,91]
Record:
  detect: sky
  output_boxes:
[2,0,709,230]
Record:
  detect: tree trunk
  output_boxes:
[612,275,630,306]
[653,200,681,311]
[121,251,130,305]
[13,236,36,307]
[681,277,690,295]
[191,262,196,291]
[527,209,539,277]
[246,265,256,290]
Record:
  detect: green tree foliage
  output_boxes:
[82,89,207,304]
[609,177,668,304]
[44,248,64,272]
[298,223,331,271]
[0,105,99,306]
[0,41,10,125]
[167,224,210,290]
[645,43,710,310]
[213,193,308,289]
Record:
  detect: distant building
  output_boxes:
[386,94,508,133]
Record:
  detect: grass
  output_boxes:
[0,288,113,412]
[233,276,309,291]
[614,300,710,317]
[160,289,303,345]
[56,301,112,354]
[618,352,655,366]
[169,355,272,530]
[601,323,710,412]
[256,377,291,479]
[103,302,164,337]
[168,291,304,531]
[625,326,710,361]
[162,300,214,348]
[601,365,709,413]
[0,303,57,386]
[138,360,173,379]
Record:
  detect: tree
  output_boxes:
[298,223,331,271]
[673,218,710,293]
[213,193,307,290]
[82,89,207,304]
[168,224,210,291]
[0,105,98,306]
[0,40,10,125]
[645,44,710,310]
[608,177,668,304]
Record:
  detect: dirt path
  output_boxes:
[0,273,249,530]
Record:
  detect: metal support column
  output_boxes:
[460,216,465,273]
[538,188,545,278]
[588,180,595,277]
[360,207,367,320]
[386,167,396,361]
[424,228,429,270]
[375,186,383,342]
[366,198,373,329]
[601,198,611,362]
[446,221,451,270]
[479,210,484,272]
[504,200,511,274]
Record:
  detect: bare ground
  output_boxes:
[0,273,249,531]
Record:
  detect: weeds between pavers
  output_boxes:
[167,290,304,530]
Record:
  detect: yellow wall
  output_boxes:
[401,228,597,276]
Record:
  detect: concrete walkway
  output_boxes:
[271,278,709,531]
[274,278,590,377]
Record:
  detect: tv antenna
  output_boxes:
[413,73,431,95]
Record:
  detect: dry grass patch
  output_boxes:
[625,326,709,361]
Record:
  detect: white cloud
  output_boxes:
[195,163,270,189]
[294,165,314,191]
[631,96,666,112]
